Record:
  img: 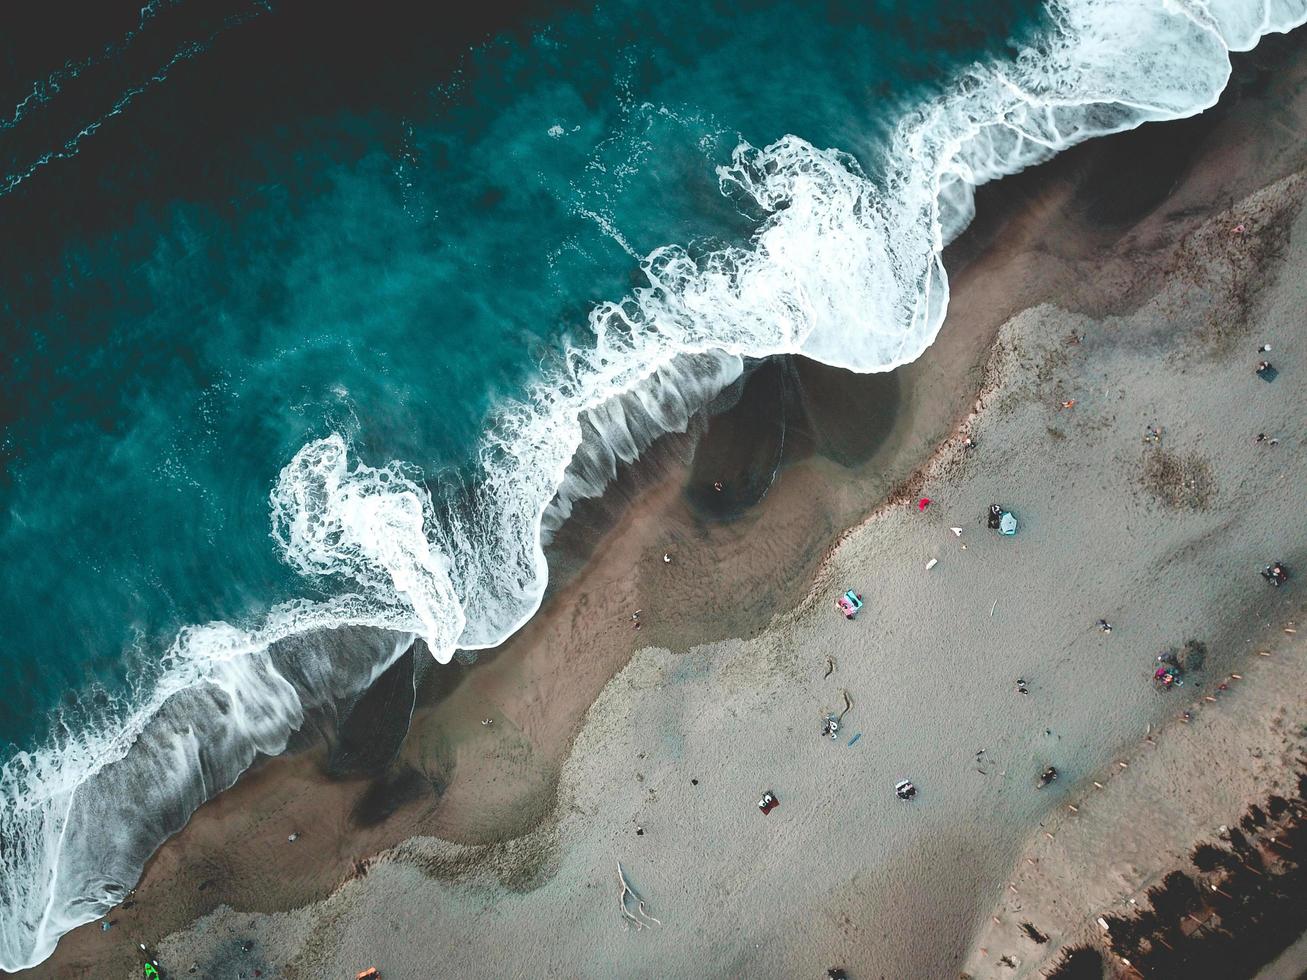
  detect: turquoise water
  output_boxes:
[0,0,1043,750]
[2,0,1302,970]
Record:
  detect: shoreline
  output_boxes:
[22,31,1307,980]
[135,157,1307,978]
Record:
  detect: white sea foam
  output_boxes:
[3,0,1306,970]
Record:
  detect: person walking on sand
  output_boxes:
[1096,619,1112,634]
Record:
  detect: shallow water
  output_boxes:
[2,0,1304,971]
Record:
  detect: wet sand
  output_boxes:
[23,33,1307,980]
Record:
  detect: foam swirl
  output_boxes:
[3,0,1306,970]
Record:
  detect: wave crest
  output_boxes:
[3,0,1306,970]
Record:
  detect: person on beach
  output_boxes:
[1262,562,1289,586]
[987,504,1002,530]
[1096,619,1113,634]
[1016,678,1029,695]
[1256,360,1277,381]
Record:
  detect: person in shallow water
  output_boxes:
[1037,766,1058,788]
[895,779,917,801]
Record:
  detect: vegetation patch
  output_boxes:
[1140,448,1216,510]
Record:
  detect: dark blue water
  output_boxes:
[0,0,1044,749]
[3,0,1299,970]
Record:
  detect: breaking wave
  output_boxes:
[2,0,1305,970]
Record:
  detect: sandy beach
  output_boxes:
[22,30,1307,980]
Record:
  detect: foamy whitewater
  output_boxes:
[2,0,1305,969]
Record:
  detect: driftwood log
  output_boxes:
[617,862,660,930]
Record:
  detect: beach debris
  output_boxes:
[662,552,671,563]
[925,557,938,571]
[1021,923,1050,944]
[823,655,835,678]
[1067,804,1079,813]
[1036,766,1058,789]
[356,967,381,980]
[1143,424,1162,444]
[287,831,300,843]
[821,716,840,739]
[1059,399,1076,410]
[757,791,779,815]
[950,526,963,536]
[1016,678,1029,696]
[1256,360,1278,382]
[616,862,660,929]
[835,590,863,619]
[847,732,862,747]
[691,778,698,785]
[1096,619,1113,634]
[895,779,917,801]
[836,689,853,722]
[1258,342,1272,352]
[1233,223,1247,235]
[1261,562,1290,587]
[990,597,999,618]
[1256,432,1280,446]
[918,496,931,512]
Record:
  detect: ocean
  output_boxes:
[1,0,1302,970]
